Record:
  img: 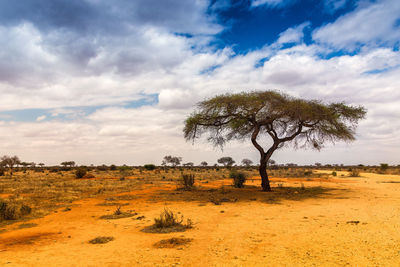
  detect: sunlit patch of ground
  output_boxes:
[1,169,400,266]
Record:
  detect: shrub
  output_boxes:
[144,164,156,170]
[180,173,195,190]
[96,165,108,171]
[110,164,117,171]
[304,170,313,176]
[142,208,193,233]
[380,163,389,172]
[0,199,31,221]
[349,169,360,177]
[332,171,337,176]
[75,168,87,178]
[0,168,4,176]
[154,208,192,229]
[229,170,246,188]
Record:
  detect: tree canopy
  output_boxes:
[184,90,366,191]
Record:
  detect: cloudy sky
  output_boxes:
[0,0,399,166]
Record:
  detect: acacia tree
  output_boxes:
[241,158,253,167]
[217,156,235,167]
[161,155,182,167]
[184,90,366,191]
[1,155,21,176]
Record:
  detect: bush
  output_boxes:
[349,169,360,177]
[180,173,195,190]
[144,164,156,170]
[96,165,108,171]
[380,163,389,172]
[229,170,247,188]
[75,168,87,178]
[110,164,117,171]
[332,171,337,176]
[0,199,31,221]
[154,208,192,229]
[0,168,4,176]
[304,170,312,176]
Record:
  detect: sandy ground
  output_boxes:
[1,172,400,266]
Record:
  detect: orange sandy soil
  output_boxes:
[1,172,400,266]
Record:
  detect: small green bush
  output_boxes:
[332,171,337,176]
[144,164,156,170]
[75,168,87,178]
[229,170,247,188]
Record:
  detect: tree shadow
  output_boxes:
[144,184,351,206]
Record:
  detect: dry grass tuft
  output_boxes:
[142,208,193,233]
[88,236,114,244]
[153,237,193,248]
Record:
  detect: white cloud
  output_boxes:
[323,0,348,14]
[251,0,294,8]
[0,0,399,165]
[313,0,400,50]
[36,115,46,122]
[277,22,310,44]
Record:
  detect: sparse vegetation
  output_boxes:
[184,90,366,191]
[144,164,156,170]
[349,169,360,177]
[153,237,193,248]
[100,206,137,220]
[142,208,193,233]
[0,198,31,221]
[229,170,247,188]
[75,167,87,178]
[89,236,114,244]
[179,173,195,190]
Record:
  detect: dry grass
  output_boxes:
[88,236,114,244]
[0,167,336,227]
[153,237,193,248]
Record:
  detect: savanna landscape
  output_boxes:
[1,0,400,266]
[1,163,400,266]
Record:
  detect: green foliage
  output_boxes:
[184,90,366,151]
[75,167,87,178]
[217,157,235,167]
[229,170,247,188]
[144,164,156,170]
[332,171,337,176]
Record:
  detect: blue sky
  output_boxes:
[0,0,399,165]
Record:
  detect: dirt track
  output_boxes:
[1,172,400,266]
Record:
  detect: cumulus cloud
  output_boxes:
[0,0,399,165]
[313,0,400,50]
[277,22,310,44]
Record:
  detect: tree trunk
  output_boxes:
[259,160,271,191]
